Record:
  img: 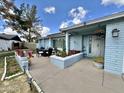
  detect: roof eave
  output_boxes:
[61,11,124,32]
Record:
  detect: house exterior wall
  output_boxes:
[69,34,105,57]
[0,39,12,51]
[39,37,65,50]
[38,39,50,48]
[105,21,124,74]
[44,39,49,48]
[69,35,82,51]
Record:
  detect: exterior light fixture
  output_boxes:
[112,29,120,37]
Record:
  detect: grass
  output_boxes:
[0,51,15,58]
[6,57,22,77]
[0,57,4,79]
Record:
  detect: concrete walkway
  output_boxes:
[30,55,124,93]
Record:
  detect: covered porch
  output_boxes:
[65,24,106,57]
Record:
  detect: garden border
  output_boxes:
[1,57,7,81]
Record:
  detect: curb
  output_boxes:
[26,70,44,93]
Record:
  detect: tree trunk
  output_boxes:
[28,28,31,42]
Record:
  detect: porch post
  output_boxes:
[65,32,69,54]
[49,38,52,47]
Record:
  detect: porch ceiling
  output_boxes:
[69,24,106,35]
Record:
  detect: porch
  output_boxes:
[30,56,124,93]
[65,24,106,57]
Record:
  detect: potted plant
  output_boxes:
[93,57,104,69]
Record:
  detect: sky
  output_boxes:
[0,0,124,35]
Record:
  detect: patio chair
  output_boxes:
[38,47,45,56]
[48,48,53,56]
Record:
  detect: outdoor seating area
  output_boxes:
[36,47,54,57]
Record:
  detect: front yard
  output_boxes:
[0,54,37,93]
[6,57,22,77]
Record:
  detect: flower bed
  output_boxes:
[56,50,80,57]
[50,52,83,69]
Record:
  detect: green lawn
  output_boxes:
[0,57,4,82]
[6,57,22,77]
[0,51,15,58]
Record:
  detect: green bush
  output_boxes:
[56,51,67,57]
[0,51,15,58]
[93,56,104,63]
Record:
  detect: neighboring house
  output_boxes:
[61,11,124,75]
[38,33,65,50]
[0,34,21,51]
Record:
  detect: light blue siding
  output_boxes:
[69,35,82,51]
[105,21,124,74]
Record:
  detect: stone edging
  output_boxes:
[26,70,44,93]
[1,56,24,81]
[5,72,24,80]
[1,57,7,81]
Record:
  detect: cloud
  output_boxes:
[69,6,87,19]
[72,17,82,24]
[4,27,18,35]
[101,0,124,6]
[40,27,50,37]
[44,6,56,14]
[60,6,87,28]
[60,21,70,29]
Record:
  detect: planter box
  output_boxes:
[93,62,103,69]
[50,53,83,69]
[15,54,29,71]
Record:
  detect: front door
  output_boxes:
[83,35,105,57]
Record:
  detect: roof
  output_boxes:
[61,11,124,32]
[0,34,21,41]
[39,32,65,40]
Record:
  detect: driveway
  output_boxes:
[30,55,124,93]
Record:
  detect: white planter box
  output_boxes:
[93,62,103,69]
[15,55,29,71]
[50,53,83,69]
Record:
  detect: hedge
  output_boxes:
[0,51,15,58]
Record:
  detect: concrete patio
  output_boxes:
[30,55,124,93]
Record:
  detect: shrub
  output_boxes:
[0,51,15,58]
[93,56,104,64]
[56,51,67,57]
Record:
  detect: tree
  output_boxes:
[0,0,42,42]
[19,3,41,42]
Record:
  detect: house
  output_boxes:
[38,33,65,50]
[60,11,124,75]
[0,33,21,51]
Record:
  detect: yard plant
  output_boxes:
[93,56,104,64]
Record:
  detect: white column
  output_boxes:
[49,38,52,47]
[66,32,69,54]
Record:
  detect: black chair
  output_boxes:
[47,48,53,56]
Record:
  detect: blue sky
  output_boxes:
[1,0,124,35]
